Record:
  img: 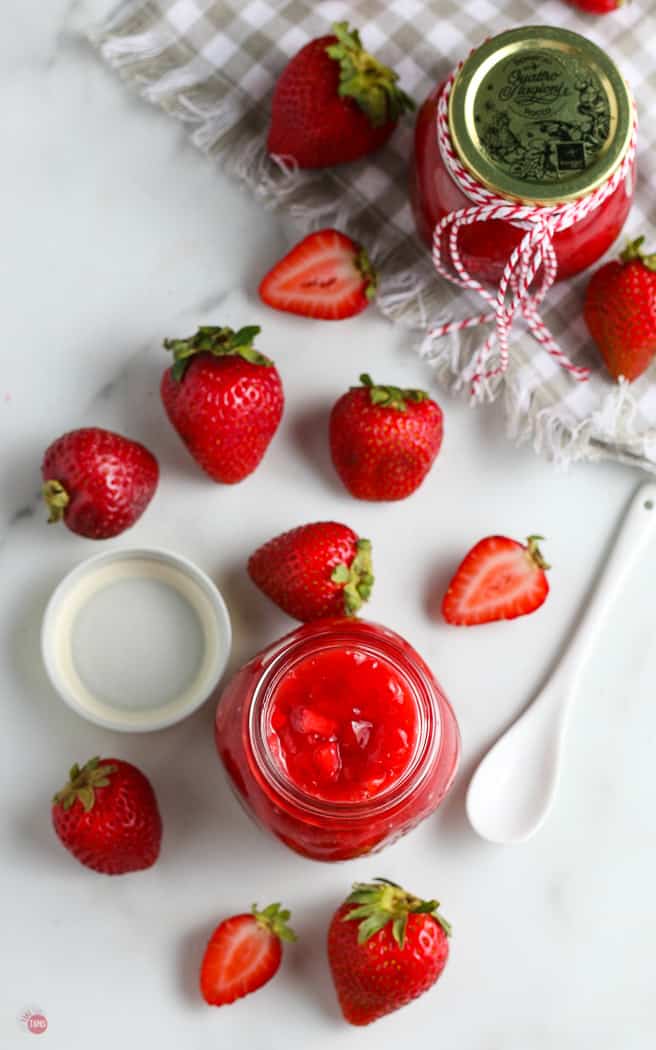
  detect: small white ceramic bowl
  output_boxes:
[41,547,232,732]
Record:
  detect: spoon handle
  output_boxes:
[557,482,656,691]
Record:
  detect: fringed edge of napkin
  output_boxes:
[505,378,656,470]
[89,1,656,474]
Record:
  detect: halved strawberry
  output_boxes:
[442,535,550,626]
[258,229,377,320]
[199,902,295,1007]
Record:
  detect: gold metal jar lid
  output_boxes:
[448,26,634,205]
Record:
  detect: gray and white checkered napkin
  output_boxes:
[92,0,656,470]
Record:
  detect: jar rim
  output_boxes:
[246,620,443,821]
[448,25,634,205]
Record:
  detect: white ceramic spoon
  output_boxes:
[466,482,656,845]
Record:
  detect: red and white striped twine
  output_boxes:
[425,65,638,399]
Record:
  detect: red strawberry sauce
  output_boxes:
[215,619,460,861]
[266,648,418,803]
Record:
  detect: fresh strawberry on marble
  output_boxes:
[267,21,414,168]
[328,877,451,1026]
[330,373,443,500]
[52,757,162,875]
[200,902,296,1007]
[259,229,377,320]
[248,521,374,622]
[584,237,656,382]
[160,325,284,482]
[442,535,550,626]
[41,427,159,540]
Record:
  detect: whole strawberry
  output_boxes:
[41,428,158,540]
[52,757,162,874]
[328,878,451,1026]
[584,237,656,382]
[248,521,374,621]
[442,535,550,626]
[161,325,284,482]
[267,21,414,169]
[200,902,296,1007]
[568,0,622,12]
[259,230,377,320]
[330,374,443,500]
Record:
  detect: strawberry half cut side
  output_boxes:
[259,229,377,320]
[200,903,296,1007]
[442,535,550,626]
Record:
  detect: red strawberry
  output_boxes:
[330,374,443,500]
[568,0,622,12]
[52,757,162,875]
[41,428,158,540]
[259,230,377,320]
[328,877,451,1026]
[584,237,656,382]
[442,535,550,626]
[267,21,414,169]
[200,902,296,1007]
[248,521,374,622]
[160,325,284,483]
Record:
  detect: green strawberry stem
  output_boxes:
[526,535,550,571]
[163,325,272,382]
[620,236,656,272]
[252,902,297,943]
[342,877,451,948]
[42,479,70,524]
[53,756,117,813]
[359,373,429,412]
[355,248,378,301]
[325,22,415,128]
[331,538,374,616]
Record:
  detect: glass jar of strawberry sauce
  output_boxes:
[215,619,460,861]
[410,26,635,283]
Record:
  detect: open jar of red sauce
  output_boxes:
[410,26,635,284]
[215,618,460,861]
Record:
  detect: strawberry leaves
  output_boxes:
[359,373,429,412]
[325,22,415,128]
[42,479,70,524]
[164,325,271,382]
[342,878,451,949]
[52,756,117,813]
[252,902,297,943]
[620,235,656,272]
[330,538,374,616]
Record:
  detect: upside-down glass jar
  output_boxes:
[410,25,636,284]
[215,618,460,861]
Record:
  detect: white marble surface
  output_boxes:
[2,2,655,1047]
